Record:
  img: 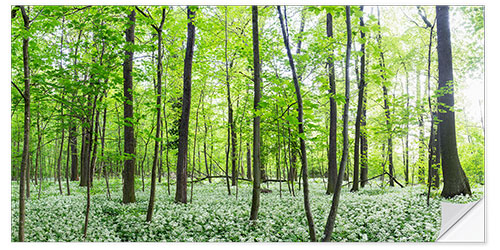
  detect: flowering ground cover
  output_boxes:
[10,178,482,242]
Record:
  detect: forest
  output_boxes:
[10,5,484,242]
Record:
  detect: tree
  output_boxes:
[249,5,262,221]
[376,7,395,187]
[17,5,30,242]
[122,9,137,204]
[144,6,167,221]
[277,5,316,241]
[323,6,351,242]
[175,6,196,204]
[325,12,337,195]
[435,5,472,198]
[351,6,366,192]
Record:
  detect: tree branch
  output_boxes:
[11,81,26,101]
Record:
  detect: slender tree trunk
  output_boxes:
[376,7,394,187]
[246,143,251,180]
[146,8,166,220]
[435,6,471,198]
[190,91,203,202]
[326,13,338,195]
[222,7,238,187]
[57,118,65,195]
[90,102,100,186]
[322,6,351,242]
[122,9,137,204]
[402,64,410,185]
[204,119,211,183]
[36,113,42,199]
[18,6,30,242]
[70,125,79,181]
[417,70,426,184]
[146,8,166,221]
[360,86,368,187]
[278,6,316,241]
[276,104,282,198]
[351,6,366,192]
[101,95,110,199]
[65,122,71,195]
[175,7,196,204]
[249,5,262,221]
[163,101,171,195]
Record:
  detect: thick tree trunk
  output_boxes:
[250,5,262,221]
[175,7,196,204]
[122,9,137,204]
[322,6,351,242]
[326,13,338,195]
[435,6,471,198]
[278,6,316,241]
[18,6,30,242]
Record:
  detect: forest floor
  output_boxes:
[11,178,483,242]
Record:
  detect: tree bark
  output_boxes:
[435,6,471,198]
[249,5,262,221]
[322,6,351,242]
[351,6,366,192]
[175,6,196,204]
[122,9,137,204]
[326,12,338,195]
[360,85,368,187]
[146,7,166,222]
[278,5,316,241]
[57,115,65,195]
[18,5,30,242]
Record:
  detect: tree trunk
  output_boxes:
[146,8,166,221]
[249,5,262,221]
[190,91,203,203]
[175,7,196,204]
[402,64,410,185]
[36,113,42,199]
[351,6,366,192]
[278,6,316,241]
[417,70,426,184]
[246,143,251,180]
[326,13,338,195]
[322,6,351,242]
[18,6,30,242]
[435,5,471,198]
[204,119,211,183]
[222,7,238,187]
[57,117,65,195]
[122,9,137,204]
[360,86,368,187]
[376,7,394,187]
[69,125,79,181]
[65,121,71,195]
